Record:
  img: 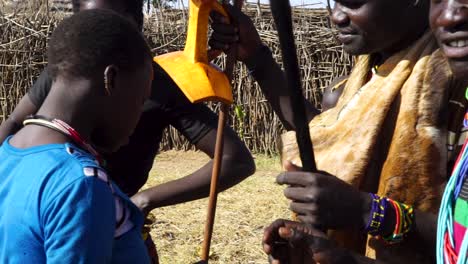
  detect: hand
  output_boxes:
[276,162,372,230]
[131,191,151,217]
[263,219,354,264]
[209,4,263,62]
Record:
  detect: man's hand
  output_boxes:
[276,162,372,230]
[263,219,356,264]
[131,191,151,217]
[209,4,263,62]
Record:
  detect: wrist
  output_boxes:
[244,44,273,75]
[359,192,373,229]
[131,192,152,215]
[242,42,265,63]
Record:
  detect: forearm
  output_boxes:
[136,156,253,210]
[245,45,319,130]
[403,209,437,252]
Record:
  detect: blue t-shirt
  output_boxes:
[0,139,150,264]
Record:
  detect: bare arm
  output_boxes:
[131,124,255,214]
[210,6,319,131]
[245,46,319,130]
[0,95,38,144]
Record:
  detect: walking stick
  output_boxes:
[270,0,317,174]
[270,3,319,263]
[200,1,244,262]
[155,1,242,262]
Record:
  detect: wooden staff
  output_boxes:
[270,0,317,172]
[201,0,244,262]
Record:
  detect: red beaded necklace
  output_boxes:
[23,115,102,165]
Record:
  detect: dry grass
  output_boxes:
[144,150,289,263]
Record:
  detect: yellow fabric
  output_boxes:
[280,32,454,263]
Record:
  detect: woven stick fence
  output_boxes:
[0,3,353,154]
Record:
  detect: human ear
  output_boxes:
[104,65,118,96]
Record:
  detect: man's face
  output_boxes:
[331,0,428,55]
[430,0,468,78]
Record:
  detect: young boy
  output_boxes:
[0,9,153,263]
[0,0,254,221]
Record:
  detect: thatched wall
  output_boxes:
[0,4,353,154]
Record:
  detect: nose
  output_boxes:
[330,3,350,27]
[435,1,468,32]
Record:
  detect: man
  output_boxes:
[211,1,451,262]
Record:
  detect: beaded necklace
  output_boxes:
[22,115,102,165]
[437,89,468,264]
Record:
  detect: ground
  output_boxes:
[143,150,290,264]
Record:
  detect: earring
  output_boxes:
[104,68,111,96]
[414,0,419,6]
[104,76,111,96]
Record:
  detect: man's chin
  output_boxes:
[448,59,468,82]
[342,43,369,56]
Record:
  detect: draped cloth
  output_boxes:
[280,32,454,263]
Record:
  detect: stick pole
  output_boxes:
[200,1,243,262]
[201,103,229,261]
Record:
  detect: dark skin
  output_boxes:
[275,162,438,259]
[270,0,468,255]
[11,61,153,156]
[263,219,385,264]
[212,0,435,228]
[430,0,468,81]
[0,0,255,215]
[210,7,319,131]
[210,3,447,262]
[210,0,430,125]
[264,1,468,263]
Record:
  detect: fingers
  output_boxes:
[289,202,318,215]
[210,10,229,24]
[283,186,318,202]
[277,171,318,187]
[208,31,237,50]
[209,17,239,52]
[263,219,287,254]
[211,21,238,36]
[263,219,303,252]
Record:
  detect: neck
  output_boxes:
[377,26,428,64]
[10,77,98,149]
[37,77,96,142]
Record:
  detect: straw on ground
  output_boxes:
[145,150,289,263]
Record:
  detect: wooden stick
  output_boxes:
[201,1,243,262]
[201,103,228,261]
[270,0,317,172]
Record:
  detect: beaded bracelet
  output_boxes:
[363,193,415,244]
[364,193,388,235]
[382,199,414,244]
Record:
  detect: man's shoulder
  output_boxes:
[39,144,110,196]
